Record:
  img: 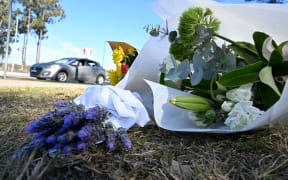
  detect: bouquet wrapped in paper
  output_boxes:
[114,0,288,133]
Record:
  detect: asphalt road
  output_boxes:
[0,71,100,88]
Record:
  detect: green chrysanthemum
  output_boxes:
[179,7,220,45]
[169,7,220,61]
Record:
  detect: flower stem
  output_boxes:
[213,33,235,44]
[210,73,220,103]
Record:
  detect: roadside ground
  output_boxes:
[0,70,96,88]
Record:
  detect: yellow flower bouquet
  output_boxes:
[107,42,138,85]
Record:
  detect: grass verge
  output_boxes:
[0,86,288,179]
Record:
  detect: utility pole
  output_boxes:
[3,0,12,79]
[11,17,18,72]
[102,41,106,68]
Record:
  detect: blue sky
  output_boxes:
[11,0,162,68]
[9,0,288,69]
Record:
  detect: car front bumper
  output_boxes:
[30,68,58,79]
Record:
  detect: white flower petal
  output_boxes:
[226,84,252,102]
[224,101,264,130]
[262,37,274,61]
[221,101,234,112]
[282,43,288,61]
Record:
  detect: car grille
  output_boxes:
[30,67,43,76]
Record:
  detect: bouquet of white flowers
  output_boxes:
[117,0,288,133]
[143,3,288,132]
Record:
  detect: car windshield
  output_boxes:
[53,58,74,64]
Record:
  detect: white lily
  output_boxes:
[221,101,234,112]
[283,44,288,61]
[226,83,253,103]
[262,37,288,61]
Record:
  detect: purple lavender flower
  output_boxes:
[62,144,76,154]
[46,134,57,144]
[11,153,18,161]
[48,144,60,158]
[26,111,63,134]
[25,121,40,133]
[77,126,91,141]
[85,105,109,123]
[17,101,132,158]
[104,123,116,151]
[57,131,78,144]
[117,128,132,149]
[32,135,47,148]
[77,123,105,143]
[25,112,54,133]
[77,141,88,151]
[56,106,74,116]
[61,111,85,131]
[55,101,84,117]
[35,128,55,138]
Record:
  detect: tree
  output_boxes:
[31,0,65,64]
[0,0,19,64]
[11,0,66,69]
[17,0,33,70]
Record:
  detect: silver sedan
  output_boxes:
[30,57,107,84]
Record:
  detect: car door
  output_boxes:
[68,60,79,80]
[78,59,95,82]
[88,60,105,80]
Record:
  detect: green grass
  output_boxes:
[1,86,288,179]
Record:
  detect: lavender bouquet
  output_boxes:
[13,99,132,159]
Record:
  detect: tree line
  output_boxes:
[0,0,65,70]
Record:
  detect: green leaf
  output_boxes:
[228,41,259,64]
[255,82,280,109]
[182,79,215,98]
[191,68,204,86]
[269,49,283,66]
[219,73,259,87]
[166,59,190,80]
[168,31,178,42]
[272,61,288,76]
[269,41,288,65]
[160,72,165,85]
[253,31,270,59]
[216,81,227,91]
[163,80,181,89]
[259,66,281,96]
[218,61,265,87]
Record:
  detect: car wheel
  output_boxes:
[56,71,68,82]
[96,75,105,84]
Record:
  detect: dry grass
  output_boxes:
[1,86,288,179]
